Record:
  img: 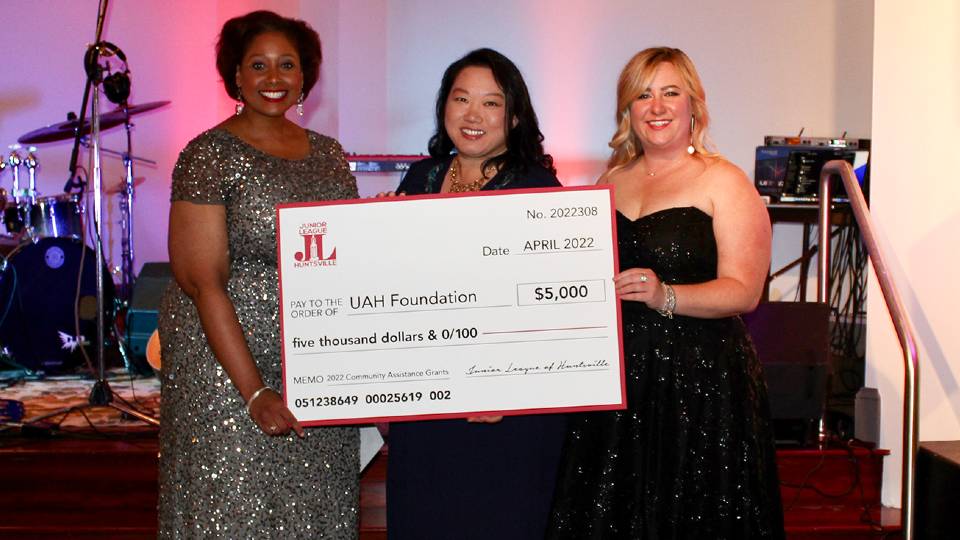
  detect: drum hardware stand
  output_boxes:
[0,154,9,231]
[23,148,38,206]
[21,0,157,428]
[80,136,155,298]
[0,160,6,214]
[79,139,156,167]
[6,147,22,205]
[119,122,136,302]
[2,148,26,239]
[77,136,155,302]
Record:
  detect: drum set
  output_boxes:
[0,101,168,375]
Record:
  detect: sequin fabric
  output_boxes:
[158,128,360,539]
[547,207,785,539]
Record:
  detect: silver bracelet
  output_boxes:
[245,385,274,415]
[656,283,676,319]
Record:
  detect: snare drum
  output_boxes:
[27,194,83,239]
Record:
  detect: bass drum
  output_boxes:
[0,237,114,373]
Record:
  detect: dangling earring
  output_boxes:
[235,88,244,116]
[687,115,696,155]
[296,93,304,117]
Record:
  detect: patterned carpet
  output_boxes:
[0,369,160,432]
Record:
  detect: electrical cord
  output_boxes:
[827,217,868,395]
[780,436,885,530]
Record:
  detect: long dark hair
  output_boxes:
[427,48,555,175]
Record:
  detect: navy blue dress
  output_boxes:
[386,156,568,539]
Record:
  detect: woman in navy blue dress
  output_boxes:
[386,48,566,539]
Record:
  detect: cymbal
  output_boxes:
[17,100,171,144]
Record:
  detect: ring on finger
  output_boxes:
[639,273,649,283]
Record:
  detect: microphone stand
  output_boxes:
[64,0,109,194]
[18,0,157,429]
[88,65,111,407]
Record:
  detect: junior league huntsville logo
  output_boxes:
[294,220,337,267]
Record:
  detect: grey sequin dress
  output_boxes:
[158,128,360,539]
[548,207,784,539]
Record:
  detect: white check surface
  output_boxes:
[277,186,624,425]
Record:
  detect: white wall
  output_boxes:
[382,0,874,301]
[0,0,319,275]
[0,0,222,274]
[6,0,944,516]
[385,0,874,173]
[871,0,960,506]
[0,0,874,296]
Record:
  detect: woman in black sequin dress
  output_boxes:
[547,47,784,539]
[385,48,566,540]
[158,11,359,538]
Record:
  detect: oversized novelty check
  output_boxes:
[276,186,624,426]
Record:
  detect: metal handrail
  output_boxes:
[817,160,920,539]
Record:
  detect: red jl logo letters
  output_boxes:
[295,233,337,262]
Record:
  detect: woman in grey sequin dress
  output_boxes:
[157,11,359,538]
[548,48,784,538]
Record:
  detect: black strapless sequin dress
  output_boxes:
[548,207,784,539]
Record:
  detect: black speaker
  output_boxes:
[126,262,173,365]
[916,441,960,539]
[743,301,831,445]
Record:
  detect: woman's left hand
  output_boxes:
[467,415,503,423]
[249,389,306,438]
[371,190,405,198]
[614,267,666,310]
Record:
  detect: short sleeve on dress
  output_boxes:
[170,131,232,205]
[315,135,360,200]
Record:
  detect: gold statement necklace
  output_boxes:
[448,156,490,193]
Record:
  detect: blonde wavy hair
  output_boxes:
[606,47,714,176]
